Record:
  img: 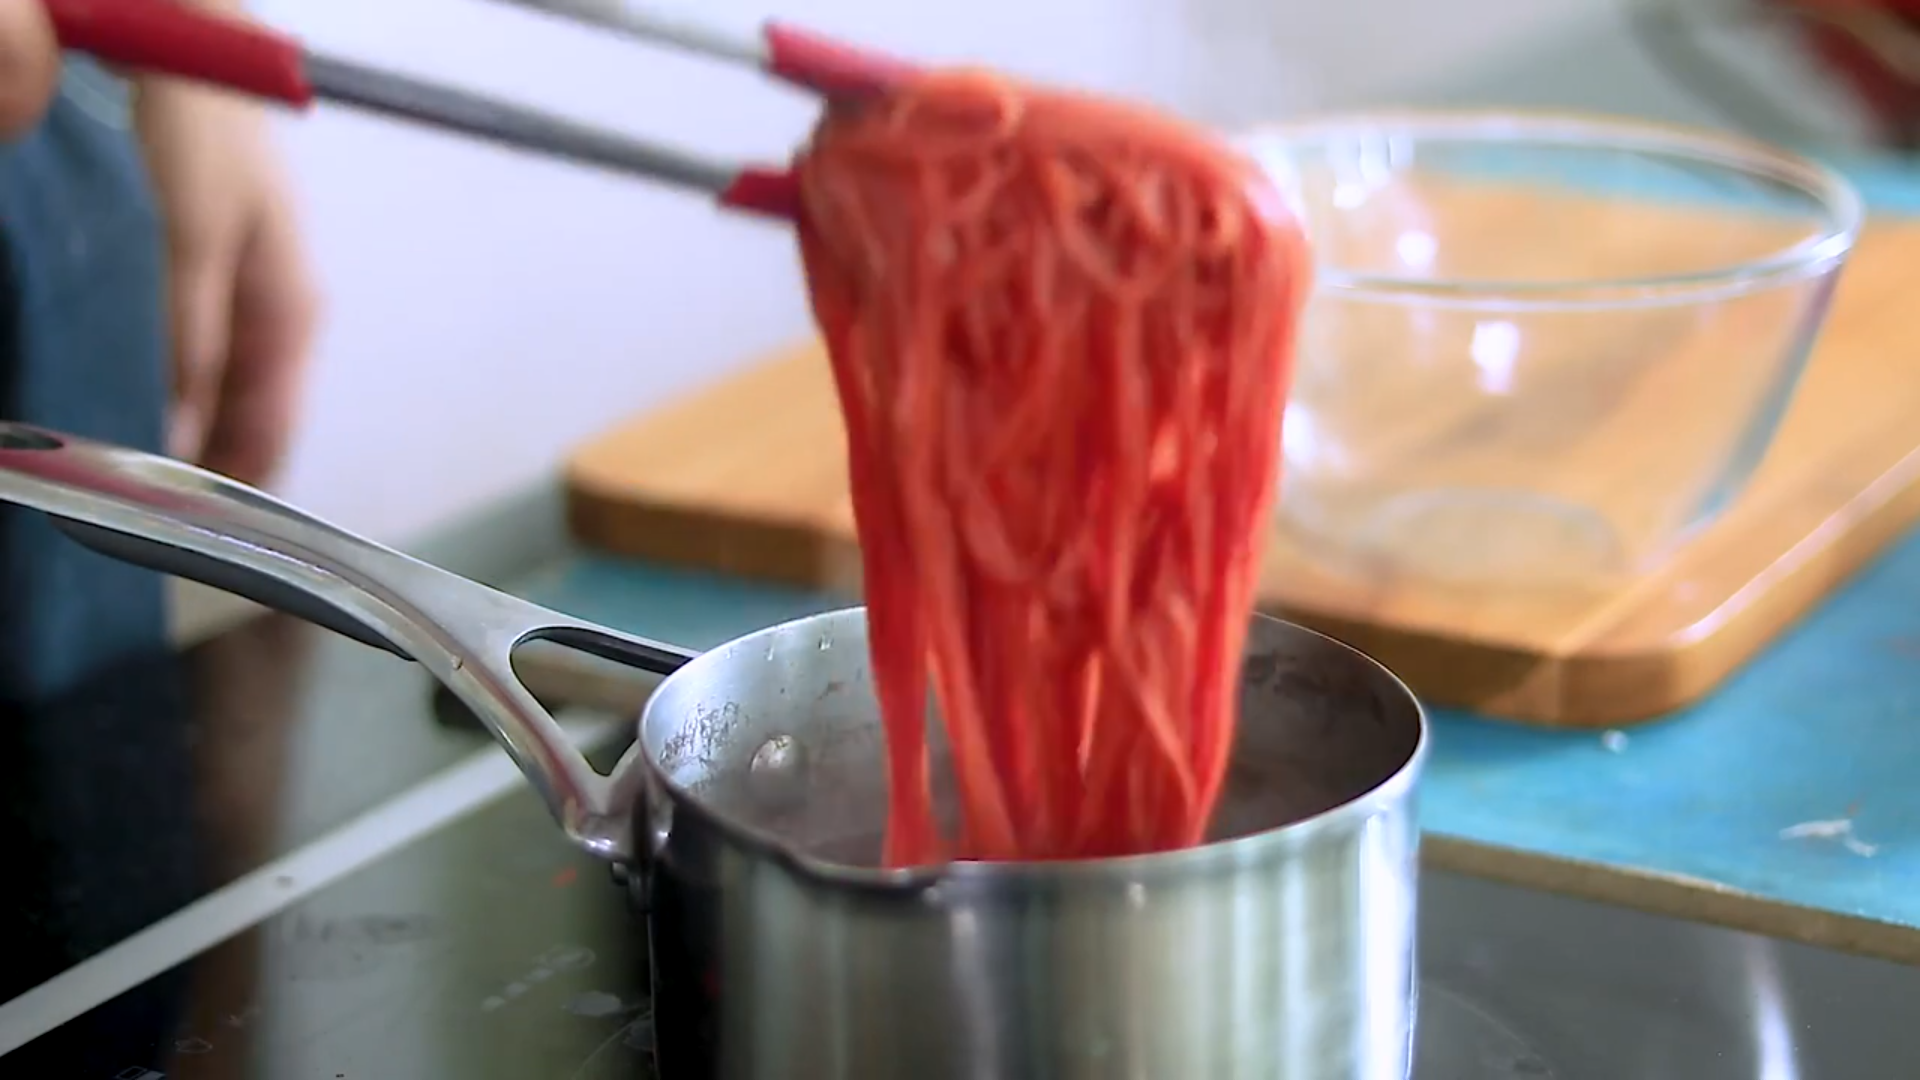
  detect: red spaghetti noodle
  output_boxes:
[793,69,1311,864]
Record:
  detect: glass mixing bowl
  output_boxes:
[1242,112,1863,587]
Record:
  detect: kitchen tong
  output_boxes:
[45,0,916,220]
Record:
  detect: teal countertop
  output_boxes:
[510,149,1920,960]
[514,521,1920,958]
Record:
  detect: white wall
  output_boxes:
[255,0,1616,543]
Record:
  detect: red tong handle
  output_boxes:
[718,166,801,219]
[728,24,912,217]
[43,0,314,106]
[762,21,914,98]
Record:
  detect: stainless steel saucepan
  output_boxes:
[0,422,1428,1080]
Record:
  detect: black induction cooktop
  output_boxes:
[2,616,1920,1079]
[10,789,1920,1079]
[4,734,653,1080]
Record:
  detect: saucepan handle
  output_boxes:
[0,422,694,863]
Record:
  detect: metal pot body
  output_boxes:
[0,426,1426,1080]
[635,608,1426,1080]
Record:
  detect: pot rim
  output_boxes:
[636,606,1430,892]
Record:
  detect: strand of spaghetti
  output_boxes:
[916,494,1020,852]
[805,242,939,863]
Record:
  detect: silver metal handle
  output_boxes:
[302,53,746,198]
[0,422,695,863]
[481,0,770,66]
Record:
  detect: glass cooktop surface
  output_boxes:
[2,622,1918,1078]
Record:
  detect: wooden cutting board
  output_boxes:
[563,202,1920,727]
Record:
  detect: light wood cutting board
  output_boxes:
[563,199,1920,727]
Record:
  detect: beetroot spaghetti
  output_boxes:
[793,70,1312,865]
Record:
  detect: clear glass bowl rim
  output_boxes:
[1236,110,1866,311]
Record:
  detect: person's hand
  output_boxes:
[136,78,320,486]
[0,0,58,137]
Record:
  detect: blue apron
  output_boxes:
[0,60,170,705]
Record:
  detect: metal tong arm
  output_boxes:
[43,0,801,218]
[480,0,915,98]
[0,423,694,862]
